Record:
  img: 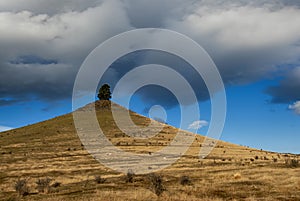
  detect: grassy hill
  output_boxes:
[1,101,300,201]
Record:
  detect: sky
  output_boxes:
[0,0,300,153]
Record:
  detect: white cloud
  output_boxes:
[0,0,133,102]
[0,125,13,132]
[289,101,300,115]
[175,7,300,47]
[167,5,300,84]
[188,120,209,130]
[0,0,132,64]
[0,0,103,15]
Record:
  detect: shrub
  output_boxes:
[94,176,106,184]
[148,173,165,196]
[285,159,299,168]
[51,182,61,188]
[180,176,192,186]
[15,179,29,196]
[36,177,51,193]
[126,169,135,183]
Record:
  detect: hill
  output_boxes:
[0,101,300,200]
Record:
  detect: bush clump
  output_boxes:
[126,169,135,183]
[36,177,51,193]
[15,179,29,196]
[51,182,61,188]
[285,159,299,168]
[180,176,192,186]
[94,176,106,184]
[148,173,165,196]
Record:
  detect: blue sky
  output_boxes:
[125,79,300,153]
[0,0,300,153]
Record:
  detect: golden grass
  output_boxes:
[0,101,300,200]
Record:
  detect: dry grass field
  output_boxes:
[1,101,300,201]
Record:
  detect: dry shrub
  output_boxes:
[36,177,51,193]
[126,169,135,183]
[51,182,61,188]
[285,158,299,168]
[15,178,29,196]
[180,176,192,186]
[148,173,165,196]
[94,176,106,184]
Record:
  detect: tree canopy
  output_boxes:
[97,84,111,100]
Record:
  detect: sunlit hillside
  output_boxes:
[1,101,300,201]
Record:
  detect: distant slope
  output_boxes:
[1,101,299,200]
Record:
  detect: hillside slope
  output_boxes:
[0,101,300,200]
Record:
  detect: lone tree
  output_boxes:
[98,84,111,100]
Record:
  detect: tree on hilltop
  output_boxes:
[98,84,111,100]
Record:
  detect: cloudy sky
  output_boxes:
[0,0,300,153]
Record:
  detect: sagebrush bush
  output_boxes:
[148,173,165,196]
[126,169,135,183]
[51,182,61,188]
[15,179,29,196]
[36,177,51,193]
[285,159,299,168]
[180,176,192,186]
[94,176,106,184]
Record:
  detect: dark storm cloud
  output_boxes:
[10,55,58,65]
[100,50,209,108]
[123,0,196,28]
[1,0,300,109]
[0,0,131,105]
[0,62,76,103]
[265,67,300,103]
